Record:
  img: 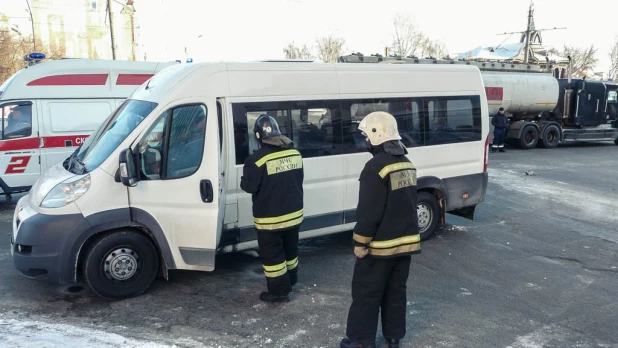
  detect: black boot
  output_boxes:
[340,338,376,348]
[384,338,399,348]
[259,291,289,303]
[289,272,298,287]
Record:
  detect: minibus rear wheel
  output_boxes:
[82,231,159,300]
[417,192,439,241]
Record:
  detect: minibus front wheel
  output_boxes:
[82,230,159,300]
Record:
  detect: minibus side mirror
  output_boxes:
[119,148,138,187]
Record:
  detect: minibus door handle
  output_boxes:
[200,179,214,203]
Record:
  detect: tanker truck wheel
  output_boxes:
[519,125,539,149]
[539,125,560,149]
[614,138,618,145]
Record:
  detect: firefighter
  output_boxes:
[240,114,304,303]
[491,107,508,152]
[340,111,421,348]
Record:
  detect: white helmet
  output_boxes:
[358,111,402,146]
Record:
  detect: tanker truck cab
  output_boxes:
[0,55,178,199]
[12,61,489,299]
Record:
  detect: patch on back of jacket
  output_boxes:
[266,155,303,175]
[390,169,416,191]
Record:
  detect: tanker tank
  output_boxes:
[481,72,560,118]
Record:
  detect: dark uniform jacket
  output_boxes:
[353,145,421,258]
[240,144,304,231]
[492,112,509,129]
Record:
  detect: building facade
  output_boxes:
[29,0,135,60]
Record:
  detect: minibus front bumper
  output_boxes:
[10,196,89,284]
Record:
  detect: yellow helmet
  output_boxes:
[358,111,402,146]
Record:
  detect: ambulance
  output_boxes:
[11,61,489,299]
[0,55,178,198]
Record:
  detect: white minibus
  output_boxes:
[11,61,489,299]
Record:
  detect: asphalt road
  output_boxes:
[1,142,617,348]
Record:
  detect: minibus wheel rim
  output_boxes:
[417,203,432,233]
[103,247,139,281]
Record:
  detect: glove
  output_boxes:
[354,246,369,259]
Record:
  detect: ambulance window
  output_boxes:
[1,103,32,139]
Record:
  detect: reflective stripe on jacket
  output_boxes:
[352,150,421,258]
[240,144,304,231]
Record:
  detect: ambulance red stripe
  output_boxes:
[27,74,109,86]
[116,74,154,85]
[0,135,90,151]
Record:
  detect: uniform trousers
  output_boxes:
[257,226,300,296]
[345,255,412,344]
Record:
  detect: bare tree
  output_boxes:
[551,45,598,78]
[415,37,450,59]
[283,42,314,60]
[609,37,618,81]
[0,30,67,85]
[390,14,425,57]
[315,35,345,63]
[0,29,30,84]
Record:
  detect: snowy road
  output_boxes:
[1,142,618,347]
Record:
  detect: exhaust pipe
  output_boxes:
[567,55,572,85]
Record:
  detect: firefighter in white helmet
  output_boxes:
[340,111,421,348]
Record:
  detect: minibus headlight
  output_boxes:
[40,175,91,209]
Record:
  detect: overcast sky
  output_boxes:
[4,0,617,74]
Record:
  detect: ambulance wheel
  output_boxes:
[417,192,439,240]
[83,231,159,300]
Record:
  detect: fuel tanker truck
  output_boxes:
[338,53,618,149]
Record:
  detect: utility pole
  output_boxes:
[107,0,116,59]
[523,2,534,64]
[25,0,36,51]
[497,1,565,65]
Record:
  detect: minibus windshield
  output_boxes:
[66,99,157,175]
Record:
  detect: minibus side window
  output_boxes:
[340,98,424,152]
[139,116,167,180]
[231,100,343,163]
[1,103,33,140]
[166,105,207,179]
[424,96,482,145]
[140,104,207,180]
[289,99,342,157]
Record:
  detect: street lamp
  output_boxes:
[24,0,35,51]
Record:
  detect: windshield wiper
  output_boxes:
[73,156,88,174]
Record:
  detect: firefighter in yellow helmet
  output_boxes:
[240,114,304,303]
[340,111,421,348]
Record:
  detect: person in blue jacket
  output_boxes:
[491,107,508,152]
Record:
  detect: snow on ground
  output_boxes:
[488,167,618,228]
[0,318,181,348]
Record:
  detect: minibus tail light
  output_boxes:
[484,135,489,172]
